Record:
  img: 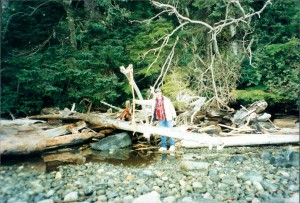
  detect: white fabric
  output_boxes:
[135,96,176,121]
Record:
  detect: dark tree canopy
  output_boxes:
[1,0,299,118]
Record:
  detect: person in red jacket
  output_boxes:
[135,88,177,151]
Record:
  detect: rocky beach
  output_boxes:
[0,145,299,203]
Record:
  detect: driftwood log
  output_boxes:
[0,123,104,155]
[28,112,300,149]
[181,134,299,148]
[74,113,224,146]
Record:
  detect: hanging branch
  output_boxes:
[139,0,272,109]
[154,36,179,88]
[2,0,55,38]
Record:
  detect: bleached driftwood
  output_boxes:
[120,64,144,101]
[75,113,224,146]
[0,124,103,155]
[0,118,46,125]
[30,112,299,148]
[43,121,87,138]
[181,134,299,148]
[46,132,105,149]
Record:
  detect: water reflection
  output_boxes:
[1,146,182,173]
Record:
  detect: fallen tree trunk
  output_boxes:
[75,113,224,146]
[181,134,299,148]
[43,121,87,138]
[28,113,299,149]
[31,113,299,148]
[46,132,105,149]
[0,125,104,155]
[0,126,46,155]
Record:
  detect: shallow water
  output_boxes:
[0,143,182,173]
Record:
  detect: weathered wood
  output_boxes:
[181,134,299,148]
[28,115,82,120]
[0,123,104,155]
[0,119,46,125]
[0,126,46,155]
[120,64,144,101]
[42,151,87,167]
[43,121,86,138]
[46,132,104,148]
[75,113,224,146]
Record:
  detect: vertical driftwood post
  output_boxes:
[120,64,149,124]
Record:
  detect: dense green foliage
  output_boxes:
[1,0,299,118]
[237,0,300,110]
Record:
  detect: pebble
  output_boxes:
[0,146,298,203]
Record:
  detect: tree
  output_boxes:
[1,0,132,118]
[237,0,300,112]
[131,0,272,110]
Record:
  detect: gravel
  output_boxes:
[0,145,299,203]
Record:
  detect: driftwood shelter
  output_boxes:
[0,65,299,155]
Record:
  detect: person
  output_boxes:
[135,88,177,151]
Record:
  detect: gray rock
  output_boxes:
[288,184,299,192]
[192,181,203,189]
[208,168,218,176]
[181,196,193,203]
[253,181,264,192]
[180,161,210,171]
[261,151,273,161]
[242,171,263,182]
[84,186,97,195]
[222,176,238,185]
[192,198,220,203]
[133,191,161,203]
[141,169,157,177]
[46,189,55,198]
[288,151,299,167]
[36,199,54,203]
[97,195,107,202]
[64,191,78,202]
[210,175,221,182]
[229,156,247,163]
[106,191,118,199]
[270,149,299,168]
[91,132,132,151]
[163,196,176,203]
[261,180,279,192]
[123,195,134,203]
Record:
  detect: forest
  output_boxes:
[1,0,299,119]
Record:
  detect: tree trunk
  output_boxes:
[181,134,299,148]
[30,113,299,148]
[63,0,77,48]
[46,132,104,149]
[75,113,223,146]
[0,125,104,155]
[43,121,86,138]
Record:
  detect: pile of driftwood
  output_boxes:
[0,65,298,155]
[0,97,298,155]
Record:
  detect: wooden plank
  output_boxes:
[46,132,105,148]
[42,121,86,138]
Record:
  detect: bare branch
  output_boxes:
[154,36,179,88]
[151,1,213,30]
[145,22,188,71]
[140,0,272,110]
[2,0,58,38]
[13,34,53,57]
